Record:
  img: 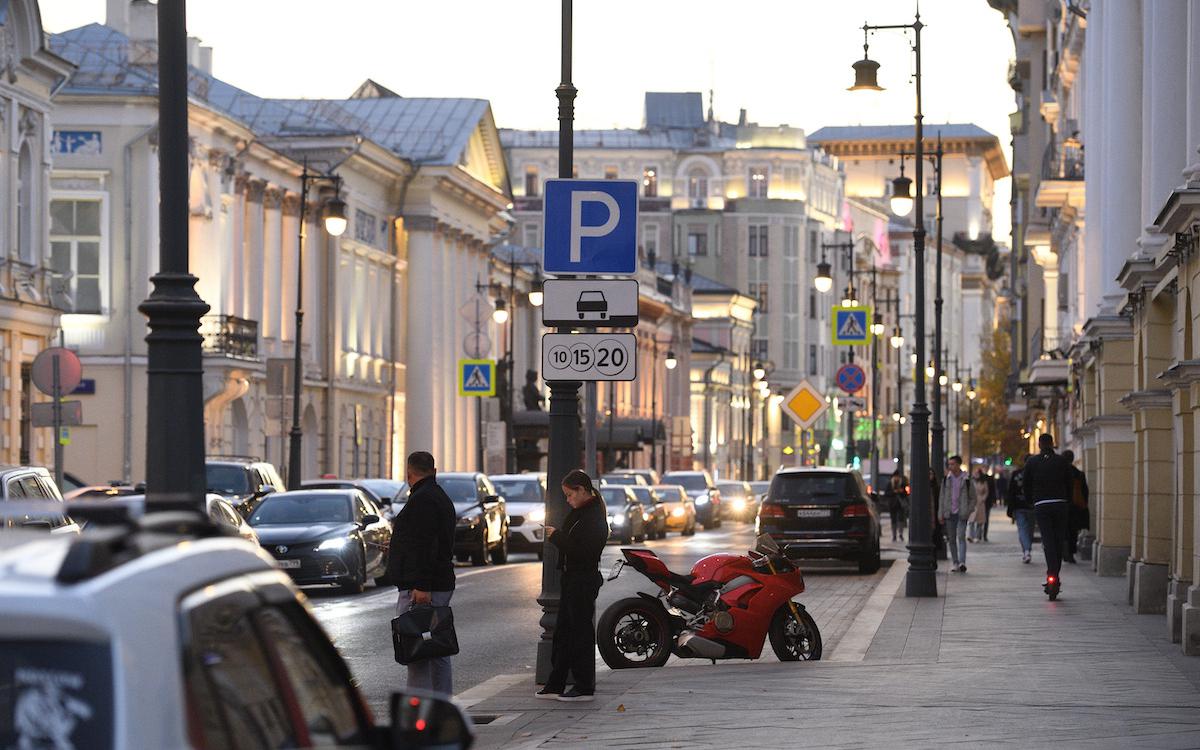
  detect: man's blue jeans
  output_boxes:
[1015,509,1036,554]
[397,589,454,695]
[944,513,967,566]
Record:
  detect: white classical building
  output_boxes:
[0,0,73,469]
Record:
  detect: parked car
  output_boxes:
[600,485,647,545]
[606,468,660,486]
[0,513,474,749]
[204,457,285,517]
[599,472,648,487]
[87,493,259,544]
[755,467,882,574]
[301,478,404,519]
[489,473,546,558]
[749,480,771,507]
[652,484,696,536]
[63,483,143,501]
[629,485,666,539]
[248,489,393,592]
[661,470,723,529]
[0,466,80,535]
[717,480,757,522]
[435,472,509,566]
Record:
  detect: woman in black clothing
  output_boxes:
[537,469,609,702]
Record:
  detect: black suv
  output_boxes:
[205,457,286,517]
[756,468,882,573]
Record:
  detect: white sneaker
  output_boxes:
[1022,553,1031,564]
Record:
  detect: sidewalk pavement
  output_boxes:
[461,519,1200,749]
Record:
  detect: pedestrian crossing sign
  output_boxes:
[458,359,496,397]
[832,306,872,346]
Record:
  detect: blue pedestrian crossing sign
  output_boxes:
[543,179,638,275]
[458,359,496,397]
[832,306,872,346]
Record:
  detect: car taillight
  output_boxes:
[842,503,870,518]
[760,503,785,519]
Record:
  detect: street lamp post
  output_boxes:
[287,164,346,490]
[141,0,209,510]
[851,9,937,596]
[662,349,677,472]
[538,0,580,684]
[965,370,977,465]
[821,238,856,467]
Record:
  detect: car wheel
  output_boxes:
[537,545,544,561]
[471,532,489,566]
[340,551,366,595]
[858,540,882,574]
[490,530,509,565]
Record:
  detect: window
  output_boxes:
[809,344,818,375]
[687,168,708,203]
[808,230,819,261]
[604,166,619,180]
[786,341,799,370]
[50,198,104,313]
[523,222,540,249]
[749,282,769,313]
[642,166,658,197]
[353,208,378,247]
[524,165,539,197]
[643,223,659,262]
[748,225,768,257]
[748,167,769,198]
[687,231,708,257]
[17,143,33,264]
[751,339,769,360]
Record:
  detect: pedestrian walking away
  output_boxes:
[939,455,976,572]
[968,467,990,543]
[1006,454,1037,563]
[537,469,609,703]
[1062,449,1090,564]
[888,469,909,542]
[1023,434,1075,596]
[387,450,457,695]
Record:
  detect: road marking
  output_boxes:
[308,563,539,615]
[827,558,907,662]
[455,672,527,707]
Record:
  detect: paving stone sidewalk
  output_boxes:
[463,520,1200,749]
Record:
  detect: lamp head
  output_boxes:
[814,261,833,293]
[665,350,678,370]
[323,196,348,237]
[890,175,914,217]
[492,299,509,324]
[752,361,766,381]
[890,327,904,350]
[939,373,949,387]
[849,56,884,92]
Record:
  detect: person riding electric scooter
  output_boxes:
[1022,433,1075,600]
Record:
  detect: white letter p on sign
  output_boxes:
[569,191,620,264]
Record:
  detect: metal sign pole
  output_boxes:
[52,356,62,491]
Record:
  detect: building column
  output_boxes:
[280,195,299,342]
[262,187,283,342]
[1184,0,1200,181]
[1084,317,1135,575]
[1168,374,1195,642]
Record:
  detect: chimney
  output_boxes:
[738,109,747,127]
[126,0,158,66]
[105,0,130,34]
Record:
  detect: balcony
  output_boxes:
[201,315,260,360]
[1036,141,1085,210]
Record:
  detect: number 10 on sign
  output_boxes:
[542,333,638,382]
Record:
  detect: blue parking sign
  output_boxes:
[543,179,638,275]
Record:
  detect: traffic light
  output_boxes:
[1004,456,1013,466]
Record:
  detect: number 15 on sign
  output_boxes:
[542,333,638,382]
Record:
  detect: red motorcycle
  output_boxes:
[597,534,822,668]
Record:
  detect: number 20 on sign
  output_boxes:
[542,333,638,382]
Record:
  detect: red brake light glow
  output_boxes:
[415,719,427,732]
[760,503,785,519]
[842,503,870,518]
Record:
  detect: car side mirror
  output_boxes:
[254,486,277,499]
[361,514,380,528]
[385,688,474,749]
[482,494,501,507]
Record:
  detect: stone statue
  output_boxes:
[522,369,544,411]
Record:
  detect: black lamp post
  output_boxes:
[820,238,857,467]
[286,164,346,490]
[140,0,209,511]
[852,9,937,597]
[538,0,580,684]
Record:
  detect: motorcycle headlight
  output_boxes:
[671,507,685,518]
[695,494,709,505]
[610,513,625,526]
[317,537,349,551]
[528,506,546,523]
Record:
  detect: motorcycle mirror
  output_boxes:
[387,688,475,749]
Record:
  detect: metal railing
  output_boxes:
[1042,140,1084,181]
[201,315,260,360]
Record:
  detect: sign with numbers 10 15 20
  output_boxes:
[541,333,638,382]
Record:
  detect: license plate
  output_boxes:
[795,509,831,518]
[277,559,301,569]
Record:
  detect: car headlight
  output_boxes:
[528,506,546,523]
[671,507,685,518]
[733,498,746,511]
[642,512,650,521]
[610,513,625,526]
[317,538,349,551]
[457,515,480,526]
[695,494,709,505]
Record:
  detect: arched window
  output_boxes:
[687,167,708,201]
[17,142,33,263]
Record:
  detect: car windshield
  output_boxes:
[248,494,351,525]
[205,465,249,494]
[356,479,405,501]
[630,487,654,504]
[769,474,853,504]
[601,475,638,485]
[717,482,747,499]
[663,474,707,492]
[749,482,770,494]
[435,477,480,510]
[491,479,543,502]
[600,487,628,505]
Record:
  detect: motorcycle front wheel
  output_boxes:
[597,597,673,669]
[768,603,822,661]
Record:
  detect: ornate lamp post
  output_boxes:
[851,8,937,596]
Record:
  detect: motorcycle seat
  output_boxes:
[668,573,721,598]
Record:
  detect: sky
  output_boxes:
[40,0,1017,238]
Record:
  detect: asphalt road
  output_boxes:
[307,521,887,714]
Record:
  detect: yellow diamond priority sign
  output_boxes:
[782,379,828,430]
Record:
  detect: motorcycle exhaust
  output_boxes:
[675,632,727,659]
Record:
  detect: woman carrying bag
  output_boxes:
[537,469,609,702]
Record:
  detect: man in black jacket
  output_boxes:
[1062,449,1090,563]
[388,451,456,694]
[1024,434,1074,592]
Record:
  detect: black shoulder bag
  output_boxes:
[392,604,460,665]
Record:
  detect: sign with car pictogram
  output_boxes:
[542,279,639,328]
[542,333,637,382]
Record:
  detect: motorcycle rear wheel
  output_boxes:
[597,598,673,669]
[768,603,822,661]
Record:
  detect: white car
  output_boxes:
[0,510,473,749]
[0,466,80,535]
[93,493,258,543]
[489,473,546,558]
